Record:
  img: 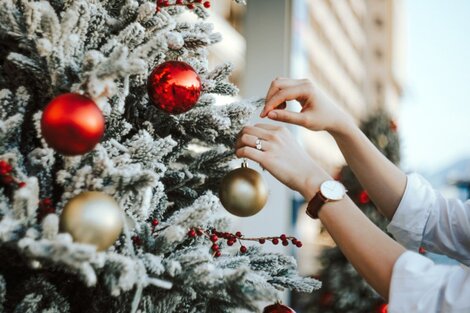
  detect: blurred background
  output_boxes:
[205,0,470,310]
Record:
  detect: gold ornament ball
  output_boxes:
[60,191,123,251]
[219,163,268,217]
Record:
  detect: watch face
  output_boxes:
[320,181,346,201]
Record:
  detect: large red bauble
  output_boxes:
[263,303,296,313]
[41,93,105,155]
[147,60,202,114]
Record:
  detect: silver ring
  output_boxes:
[255,138,263,151]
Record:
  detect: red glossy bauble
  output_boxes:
[263,303,296,313]
[147,60,202,114]
[41,93,105,155]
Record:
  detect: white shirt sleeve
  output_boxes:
[389,251,470,313]
[386,173,470,312]
[387,173,470,266]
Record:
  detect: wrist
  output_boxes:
[300,172,332,201]
[328,114,357,139]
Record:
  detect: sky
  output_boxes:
[400,0,470,173]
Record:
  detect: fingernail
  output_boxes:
[268,111,277,119]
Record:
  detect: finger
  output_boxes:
[267,109,306,126]
[264,77,288,103]
[235,146,264,164]
[261,79,302,117]
[263,84,309,118]
[235,133,272,151]
[239,125,271,140]
[253,123,280,131]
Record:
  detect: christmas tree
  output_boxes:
[0,1,319,312]
[292,111,399,313]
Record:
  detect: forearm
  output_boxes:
[318,196,406,299]
[331,122,407,220]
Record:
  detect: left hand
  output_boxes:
[235,123,331,200]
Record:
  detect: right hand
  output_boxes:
[260,78,355,136]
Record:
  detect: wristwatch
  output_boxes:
[306,180,347,219]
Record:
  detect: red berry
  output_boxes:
[215,250,221,257]
[203,1,210,8]
[235,231,242,237]
[291,238,298,244]
[280,234,287,241]
[176,0,184,4]
[42,198,53,206]
[359,190,370,204]
[151,219,159,226]
[282,240,289,246]
[240,246,247,253]
[188,229,196,237]
[132,235,142,246]
[227,240,235,246]
[18,182,26,188]
[210,234,218,242]
[187,3,194,9]
[259,238,266,244]
[163,0,169,6]
[272,238,279,245]
[295,241,303,248]
[2,175,13,184]
[419,246,426,254]
[211,244,219,251]
[0,161,12,174]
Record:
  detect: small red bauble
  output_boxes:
[263,302,296,313]
[41,93,105,155]
[147,61,202,115]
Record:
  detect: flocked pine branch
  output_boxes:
[0,1,319,312]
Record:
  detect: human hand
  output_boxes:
[235,123,331,200]
[260,78,355,136]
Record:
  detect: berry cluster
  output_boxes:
[132,218,160,247]
[37,198,55,222]
[0,160,25,188]
[156,0,211,12]
[187,228,303,258]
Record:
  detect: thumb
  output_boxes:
[268,109,306,126]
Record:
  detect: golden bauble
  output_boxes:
[219,162,268,217]
[60,191,123,251]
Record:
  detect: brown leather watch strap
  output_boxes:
[306,191,327,219]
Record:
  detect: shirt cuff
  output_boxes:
[386,174,435,251]
[388,251,443,313]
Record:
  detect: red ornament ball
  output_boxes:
[41,93,104,155]
[263,302,296,313]
[147,61,202,114]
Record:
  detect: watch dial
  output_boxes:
[320,181,346,201]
